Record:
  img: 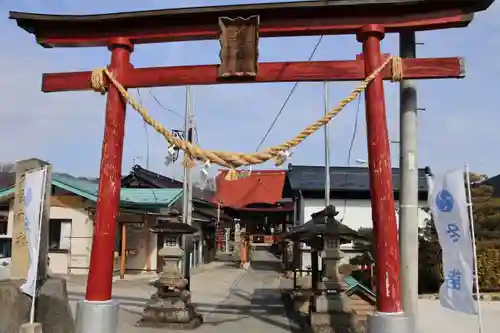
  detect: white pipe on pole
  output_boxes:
[464,164,484,333]
[29,166,48,324]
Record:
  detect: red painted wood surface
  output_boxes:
[34,14,470,47]
[42,57,463,92]
[10,0,479,48]
[358,25,402,313]
[85,38,133,302]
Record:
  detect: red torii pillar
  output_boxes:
[358,25,402,314]
[9,4,469,332]
[86,37,133,301]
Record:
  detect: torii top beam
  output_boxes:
[9,0,494,48]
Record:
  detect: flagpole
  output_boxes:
[464,164,484,333]
[29,166,48,324]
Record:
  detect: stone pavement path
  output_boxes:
[197,248,299,333]
[68,249,299,333]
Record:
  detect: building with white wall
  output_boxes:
[0,173,184,276]
[283,164,430,270]
[301,198,429,231]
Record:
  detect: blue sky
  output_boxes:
[1,0,499,181]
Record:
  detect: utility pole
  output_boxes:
[324,81,330,208]
[399,31,419,333]
[321,81,335,286]
[182,85,194,291]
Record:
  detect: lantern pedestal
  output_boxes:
[137,219,202,330]
[311,247,361,333]
[137,245,202,329]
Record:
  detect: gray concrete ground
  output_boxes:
[62,253,500,333]
[67,249,299,333]
[418,299,500,333]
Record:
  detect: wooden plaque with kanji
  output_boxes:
[218,15,259,79]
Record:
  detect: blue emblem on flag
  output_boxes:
[435,189,454,213]
[24,187,32,206]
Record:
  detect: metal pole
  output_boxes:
[322,81,332,282]
[399,31,418,333]
[182,86,194,290]
[357,25,408,333]
[324,81,330,207]
[187,88,194,245]
[464,165,484,333]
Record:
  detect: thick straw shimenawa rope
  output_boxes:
[91,56,403,180]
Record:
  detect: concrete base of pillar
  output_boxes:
[366,312,410,333]
[19,323,42,333]
[75,299,119,333]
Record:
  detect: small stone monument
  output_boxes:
[137,220,202,329]
[11,158,51,280]
[0,160,74,333]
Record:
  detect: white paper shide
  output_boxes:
[20,167,48,297]
[428,169,477,314]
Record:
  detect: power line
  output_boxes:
[148,87,201,145]
[346,94,362,168]
[254,35,324,152]
[147,88,184,119]
[339,93,363,222]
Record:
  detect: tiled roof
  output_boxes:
[213,169,286,208]
[118,188,183,207]
[286,164,429,193]
[0,172,15,189]
[0,173,182,208]
[122,164,214,201]
[122,165,183,189]
[284,205,368,242]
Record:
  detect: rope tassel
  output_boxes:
[183,156,196,169]
[225,169,239,181]
[200,160,211,181]
[275,150,291,167]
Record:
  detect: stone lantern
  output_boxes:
[137,219,202,329]
[316,205,371,333]
[286,205,369,333]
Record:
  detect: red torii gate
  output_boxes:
[9,0,493,330]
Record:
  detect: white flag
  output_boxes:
[20,167,47,297]
[428,169,477,314]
